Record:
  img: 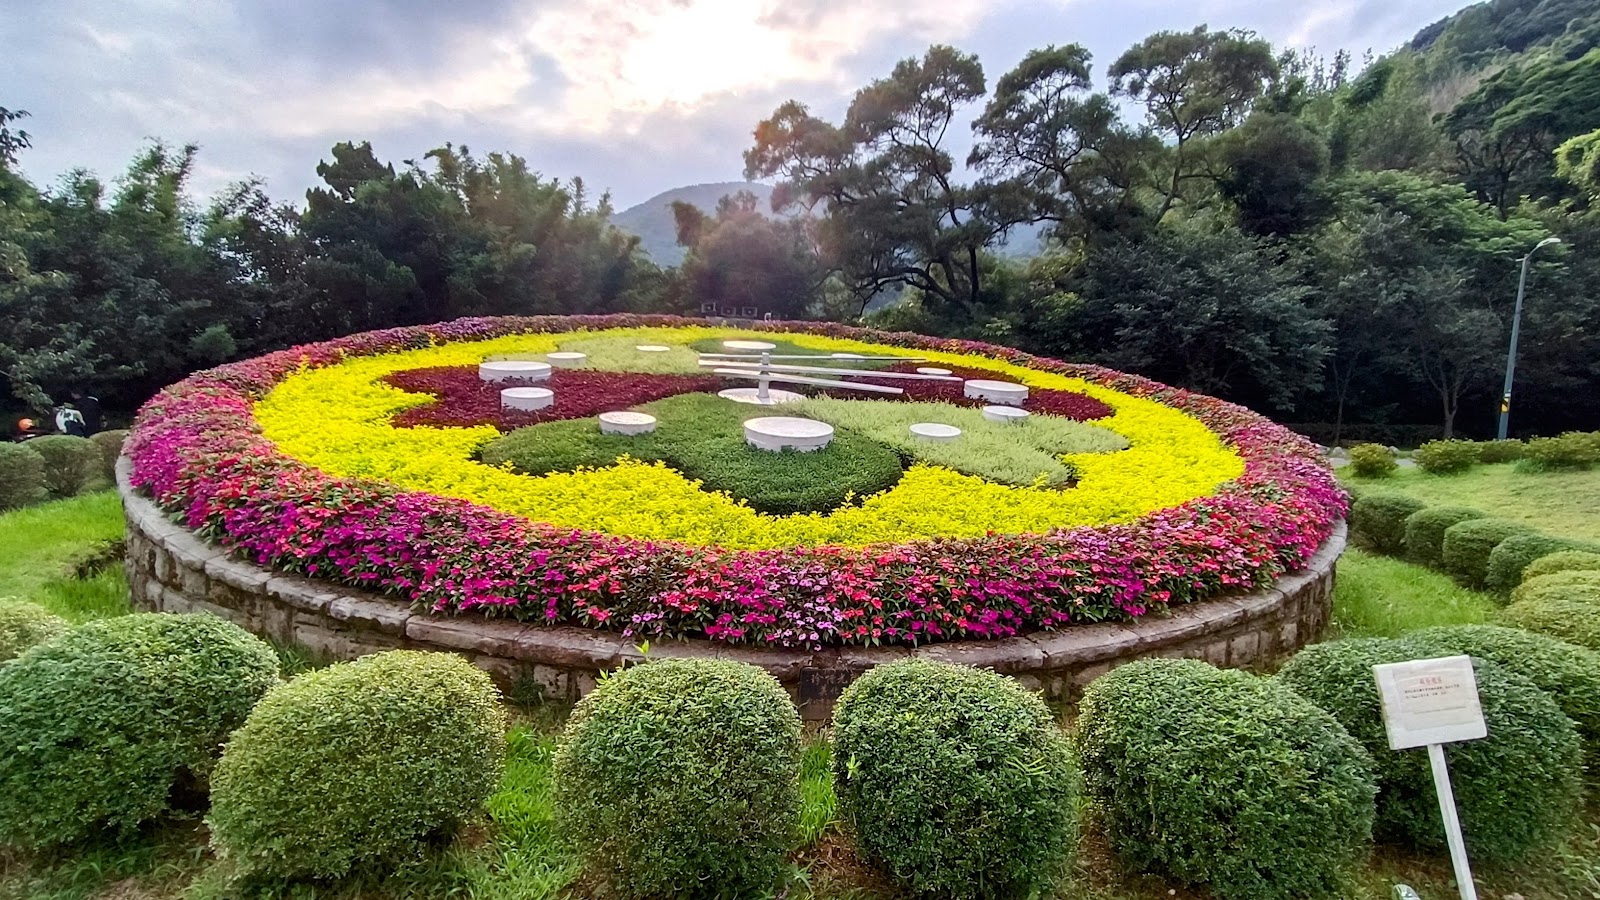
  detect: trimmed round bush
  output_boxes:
[1414,439,1480,474]
[1406,625,1600,776]
[0,597,71,662]
[1403,506,1485,569]
[0,613,280,847]
[554,658,802,900]
[1348,443,1397,478]
[1441,518,1534,589]
[1075,659,1375,900]
[1476,439,1526,464]
[27,434,100,498]
[1485,533,1600,597]
[0,442,47,510]
[1349,493,1427,555]
[832,659,1077,900]
[1525,550,1600,583]
[208,650,506,880]
[89,429,129,481]
[1500,572,1600,651]
[1279,637,1582,864]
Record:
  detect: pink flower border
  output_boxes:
[126,314,1346,648]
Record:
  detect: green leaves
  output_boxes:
[553,659,802,900]
[832,659,1078,900]
[1280,637,1583,865]
[207,650,506,880]
[0,613,279,848]
[1079,659,1377,900]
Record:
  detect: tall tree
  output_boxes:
[0,107,30,168]
[746,46,1003,320]
[1071,219,1330,410]
[1444,48,1600,216]
[302,142,655,332]
[1109,26,1279,220]
[670,191,823,319]
[1556,127,1600,200]
[1325,54,1449,174]
[2,142,240,407]
[1316,171,1554,436]
[1215,112,1330,235]
[969,45,1159,248]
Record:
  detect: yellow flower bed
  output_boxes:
[255,327,1245,549]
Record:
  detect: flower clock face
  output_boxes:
[128,316,1346,647]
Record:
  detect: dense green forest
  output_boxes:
[3,0,1599,440]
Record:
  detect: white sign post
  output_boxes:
[1373,655,1488,900]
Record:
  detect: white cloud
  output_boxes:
[520,0,994,134]
[6,0,1477,209]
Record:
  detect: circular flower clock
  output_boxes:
[126,316,1345,648]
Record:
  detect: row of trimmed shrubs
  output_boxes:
[537,624,1600,900]
[0,430,127,510]
[1349,492,1600,654]
[0,610,506,880]
[1349,431,1600,478]
[6,601,1598,899]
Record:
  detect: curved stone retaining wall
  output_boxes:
[119,460,1345,721]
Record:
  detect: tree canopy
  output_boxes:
[6,0,1600,441]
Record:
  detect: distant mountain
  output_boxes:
[610,182,777,266]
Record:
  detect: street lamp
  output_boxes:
[1497,236,1563,440]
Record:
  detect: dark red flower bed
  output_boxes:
[385,368,724,430]
[384,361,1112,431]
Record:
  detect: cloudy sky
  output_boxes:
[5,0,1470,211]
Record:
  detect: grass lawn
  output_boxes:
[4,491,1600,899]
[1343,462,1600,542]
[1330,548,1498,639]
[0,491,129,623]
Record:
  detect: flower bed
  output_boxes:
[386,363,1115,432]
[125,315,1345,648]
[386,367,725,431]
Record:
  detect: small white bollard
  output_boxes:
[547,351,587,368]
[963,379,1028,406]
[598,411,657,436]
[916,367,953,376]
[910,423,961,442]
[479,360,552,383]
[982,406,1030,424]
[723,339,778,351]
[635,345,671,353]
[501,387,554,411]
[744,417,833,452]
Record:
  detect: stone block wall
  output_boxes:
[120,459,1344,722]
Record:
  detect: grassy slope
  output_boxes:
[4,491,1600,898]
[0,491,129,623]
[1330,548,1497,638]
[1343,463,1600,542]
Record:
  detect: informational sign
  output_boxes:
[1373,655,1487,750]
[1372,655,1488,900]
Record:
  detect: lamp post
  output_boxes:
[1497,236,1562,440]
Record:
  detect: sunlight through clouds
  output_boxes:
[5,0,1470,207]
[523,0,991,129]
